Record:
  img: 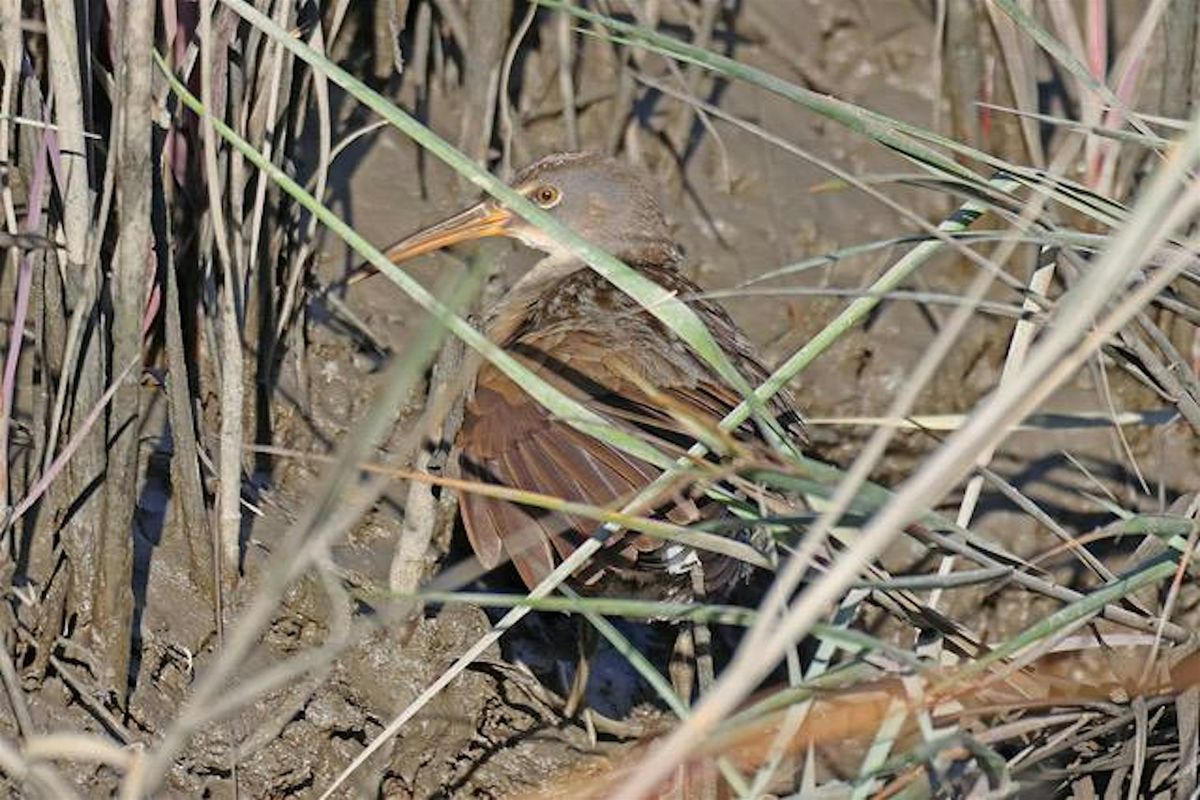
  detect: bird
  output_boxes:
[377,151,803,606]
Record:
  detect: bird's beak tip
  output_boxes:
[383,202,514,266]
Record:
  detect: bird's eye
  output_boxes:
[531,185,561,208]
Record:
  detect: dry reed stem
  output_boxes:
[197,0,238,592]
[93,0,155,702]
[160,173,216,607]
[43,0,105,645]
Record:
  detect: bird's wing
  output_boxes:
[456,325,779,591]
[457,369,670,590]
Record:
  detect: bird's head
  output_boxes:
[383,152,680,269]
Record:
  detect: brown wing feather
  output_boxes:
[457,376,668,588]
[460,489,556,587]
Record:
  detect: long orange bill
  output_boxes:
[342,201,514,288]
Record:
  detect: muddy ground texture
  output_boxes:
[10,2,1199,798]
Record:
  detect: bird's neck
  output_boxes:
[483,243,684,346]
[485,253,582,344]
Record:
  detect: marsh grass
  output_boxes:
[0,1,1198,798]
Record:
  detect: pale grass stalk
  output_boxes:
[664,0,720,154]
[1046,0,1096,167]
[1136,493,1200,686]
[983,3,1044,166]
[1094,0,1170,196]
[243,0,292,282]
[1085,0,1107,182]
[273,21,331,346]
[1009,715,1095,770]
[851,693,908,799]
[745,590,866,797]
[0,114,104,138]
[498,1,538,176]
[24,733,134,770]
[0,735,79,800]
[977,615,1096,705]
[806,410,1173,431]
[200,0,244,586]
[41,0,101,468]
[555,1,579,149]
[0,1,21,246]
[931,0,946,135]
[326,0,353,46]
[929,139,1081,634]
[40,0,90,272]
[699,286,1030,318]
[0,646,31,739]
[975,102,1172,149]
